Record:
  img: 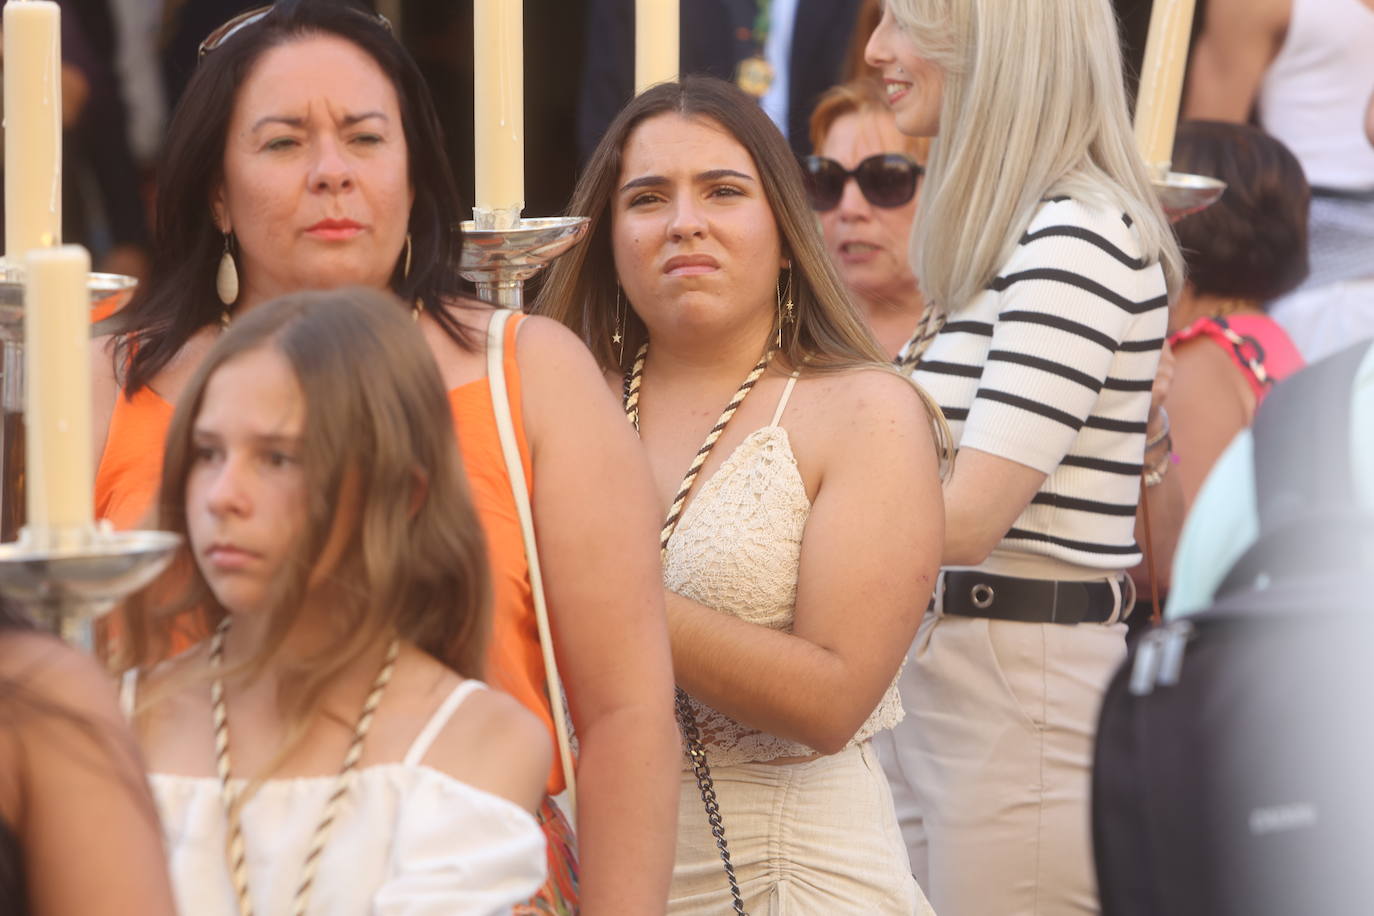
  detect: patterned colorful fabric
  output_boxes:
[1169,314,1305,407]
[515,796,579,915]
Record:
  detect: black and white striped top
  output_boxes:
[912,197,1168,569]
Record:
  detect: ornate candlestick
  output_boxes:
[0,262,136,541]
[0,256,173,650]
[459,215,591,310]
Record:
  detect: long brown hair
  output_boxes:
[536,76,949,461]
[538,77,900,376]
[120,288,490,748]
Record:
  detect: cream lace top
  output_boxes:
[663,375,905,767]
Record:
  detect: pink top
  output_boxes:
[1169,314,1306,407]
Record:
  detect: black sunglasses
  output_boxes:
[198,4,393,59]
[802,153,923,211]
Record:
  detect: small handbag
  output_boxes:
[485,308,578,817]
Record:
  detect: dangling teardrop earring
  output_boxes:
[402,233,413,281]
[216,232,239,317]
[612,287,627,364]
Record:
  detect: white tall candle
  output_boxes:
[3,0,63,259]
[635,0,679,94]
[24,245,91,535]
[473,0,523,228]
[1134,0,1198,176]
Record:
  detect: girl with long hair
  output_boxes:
[538,76,947,913]
[120,288,550,914]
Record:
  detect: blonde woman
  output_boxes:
[538,76,946,914]
[867,1,1182,912]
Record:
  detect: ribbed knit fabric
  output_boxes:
[912,197,1168,568]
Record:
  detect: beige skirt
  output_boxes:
[669,740,934,915]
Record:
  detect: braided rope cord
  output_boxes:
[624,340,773,916]
[894,305,947,374]
[210,648,252,916]
[209,620,401,916]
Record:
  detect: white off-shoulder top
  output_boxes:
[122,675,547,916]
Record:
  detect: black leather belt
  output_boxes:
[939,570,1130,625]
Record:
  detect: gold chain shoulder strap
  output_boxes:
[624,340,773,916]
[209,619,400,916]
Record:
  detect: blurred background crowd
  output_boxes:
[0,0,1177,282]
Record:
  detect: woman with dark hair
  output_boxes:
[537,76,946,914]
[92,2,679,911]
[1135,121,1308,590]
[0,602,177,915]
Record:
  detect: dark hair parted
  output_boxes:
[120,287,490,703]
[108,0,470,395]
[1172,121,1311,305]
[534,76,900,378]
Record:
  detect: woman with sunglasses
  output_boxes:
[92,2,679,912]
[867,1,1182,912]
[807,78,929,361]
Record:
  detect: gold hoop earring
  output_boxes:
[613,287,627,363]
[216,231,239,311]
[403,233,413,281]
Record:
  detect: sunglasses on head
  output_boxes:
[802,153,923,211]
[198,4,393,59]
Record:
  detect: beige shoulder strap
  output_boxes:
[769,371,801,427]
[485,309,577,819]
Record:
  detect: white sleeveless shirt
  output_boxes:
[122,675,547,916]
[1257,0,1374,189]
[662,374,905,767]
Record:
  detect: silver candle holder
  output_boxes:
[1150,167,1227,222]
[459,215,591,310]
[0,524,180,651]
[0,260,179,648]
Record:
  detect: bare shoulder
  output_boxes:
[514,312,601,367]
[514,314,626,433]
[0,631,123,724]
[800,366,932,430]
[1172,335,1253,415]
[419,682,552,814]
[1205,0,1289,32]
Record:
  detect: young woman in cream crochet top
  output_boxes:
[539,77,947,915]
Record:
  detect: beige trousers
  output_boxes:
[873,608,1127,915]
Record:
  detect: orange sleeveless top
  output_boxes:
[93,312,563,792]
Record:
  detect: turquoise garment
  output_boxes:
[1166,345,1374,617]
